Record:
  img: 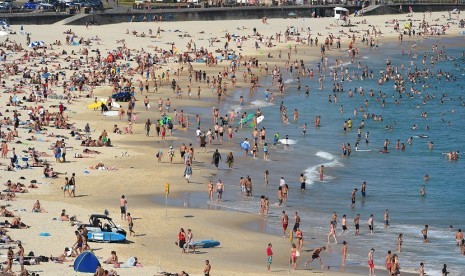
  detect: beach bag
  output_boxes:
[296,251,300,257]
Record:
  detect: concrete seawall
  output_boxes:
[1,4,464,26]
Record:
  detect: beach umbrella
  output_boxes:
[28,42,38,48]
[73,251,100,273]
[42,72,51,79]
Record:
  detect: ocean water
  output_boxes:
[160,36,465,276]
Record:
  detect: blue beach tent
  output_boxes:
[74,251,100,273]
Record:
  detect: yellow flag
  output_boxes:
[165,183,170,195]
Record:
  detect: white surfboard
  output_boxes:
[257,115,264,124]
[111,101,121,109]
[279,139,297,145]
[103,110,119,116]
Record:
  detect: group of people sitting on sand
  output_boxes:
[43,164,59,178]
[80,136,112,147]
[4,179,38,193]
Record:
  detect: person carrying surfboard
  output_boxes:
[241,138,250,157]
[273,133,279,146]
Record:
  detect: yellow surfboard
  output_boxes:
[87,101,103,109]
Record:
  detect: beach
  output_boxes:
[0,10,464,276]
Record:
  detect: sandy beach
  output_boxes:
[0,9,463,276]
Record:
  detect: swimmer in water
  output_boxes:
[302,123,307,136]
[420,185,426,197]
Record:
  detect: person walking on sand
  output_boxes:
[266,243,273,271]
[127,212,135,236]
[186,229,196,254]
[290,243,298,270]
[69,173,76,197]
[3,246,13,274]
[120,195,127,220]
[368,248,375,276]
[204,260,211,276]
[184,162,193,183]
[17,243,25,274]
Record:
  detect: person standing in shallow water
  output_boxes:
[212,149,221,169]
[300,173,306,190]
[361,181,367,197]
[226,152,234,169]
[319,165,324,181]
[351,188,357,207]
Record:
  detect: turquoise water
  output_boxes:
[165,36,465,275]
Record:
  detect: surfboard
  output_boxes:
[279,139,297,145]
[87,232,126,243]
[103,110,119,116]
[249,115,265,127]
[87,102,102,109]
[238,113,255,125]
[356,149,372,152]
[193,240,220,248]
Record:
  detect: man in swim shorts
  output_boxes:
[120,195,127,220]
[354,214,360,235]
[266,243,273,271]
[368,248,375,276]
[304,246,326,266]
[293,211,300,233]
[281,211,289,237]
[422,225,429,243]
[351,188,357,207]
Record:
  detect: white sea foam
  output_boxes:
[249,100,274,108]
[283,78,293,84]
[304,152,344,185]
